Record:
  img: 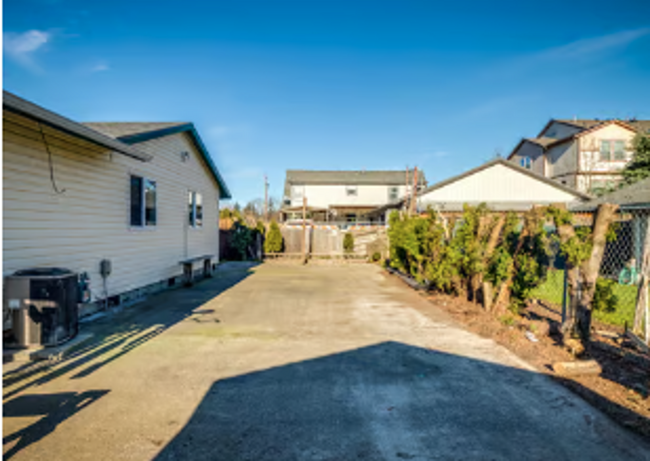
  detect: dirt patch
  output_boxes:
[389,273,650,440]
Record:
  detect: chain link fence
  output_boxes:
[532,208,649,339]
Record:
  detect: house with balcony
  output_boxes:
[281,169,427,223]
[508,118,650,194]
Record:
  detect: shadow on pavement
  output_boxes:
[2,390,109,460]
[2,267,254,400]
[154,341,649,461]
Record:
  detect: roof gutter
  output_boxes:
[3,91,152,162]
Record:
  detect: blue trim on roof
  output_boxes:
[118,123,231,199]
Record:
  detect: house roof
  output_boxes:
[83,122,187,139]
[418,158,591,200]
[511,118,650,160]
[3,91,152,162]
[84,122,231,199]
[571,177,650,211]
[283,169,427,197]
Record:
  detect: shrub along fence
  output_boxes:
[387,204,650,347]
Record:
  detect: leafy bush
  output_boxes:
[371,252,381,262]
[231,222,253,260]
[343,233,355,253]
[388,205,553,309]
[592,278,618,313]
[264,220,283,253]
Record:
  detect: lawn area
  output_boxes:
[531,269,639,327]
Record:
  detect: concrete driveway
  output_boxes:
[3,264,649,460]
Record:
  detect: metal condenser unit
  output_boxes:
[3,268,79,348]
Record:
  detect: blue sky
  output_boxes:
[4,0,650,204]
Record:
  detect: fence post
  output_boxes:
[561,266,568,324]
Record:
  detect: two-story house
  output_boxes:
[281,169,427,222]
[508,118,650,194]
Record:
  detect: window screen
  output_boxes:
[188,191,203,227]
[130,175,156,227]
[600,141,611,161]
[613,140,625,160]
[195,193,203,227]
[188,191,195,226]
[144,179,156,226]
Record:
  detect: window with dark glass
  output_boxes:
[188,191,203,227]
[388,186,399,201]
[130,175,156,227]
[130,176,143,226]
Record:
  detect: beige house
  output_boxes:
[282,169,427,222]
[3,91,230,309]
[416,158,590,212]
[508,118,650,194]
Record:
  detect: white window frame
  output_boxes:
[188,190,203,228]
[130,175,157,228]
[520,157,532,169]
[388,186,399,201]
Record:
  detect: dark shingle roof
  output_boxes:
[556,119,650,134]
[83,122,188,139]
[83,122,231,199]
[555,119,602,129]
[525,137,559,148]
[571,177,650,211]
[284,169,427,197]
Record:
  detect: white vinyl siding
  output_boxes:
[418,163,581,206]
[3,110,221,301]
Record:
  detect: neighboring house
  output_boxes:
[508,118,650,194]
[416,158,590,213]
[3,91,230,309]
[572,177,650,276]
[282,169,427,222]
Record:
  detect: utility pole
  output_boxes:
[264,174,269,223]
[410,166,419,216]
[302,196,308,263]
[405,166,410,216]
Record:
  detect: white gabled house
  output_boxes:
[3,91,230,310]
[282,169,427,222]
[416,158,590,212]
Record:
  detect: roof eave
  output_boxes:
[117,123,232,200]
[3,91,152,162]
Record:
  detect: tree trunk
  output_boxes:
[633,217,650,334]
[573,203,619,343]
[494,220,530,314]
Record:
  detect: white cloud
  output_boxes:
[209,125,233,138]
[533,28,650,62]
[489,28,650,78]
[90,63,110,73]
[3,30,51,71]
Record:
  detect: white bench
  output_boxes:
[179,255,215,286]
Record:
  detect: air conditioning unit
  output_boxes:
[3,268,79,348]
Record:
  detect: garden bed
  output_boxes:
[387,270,650,440]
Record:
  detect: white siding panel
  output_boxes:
[291,184,411,208]
[418,163,579,205]
[3,116,221,302]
